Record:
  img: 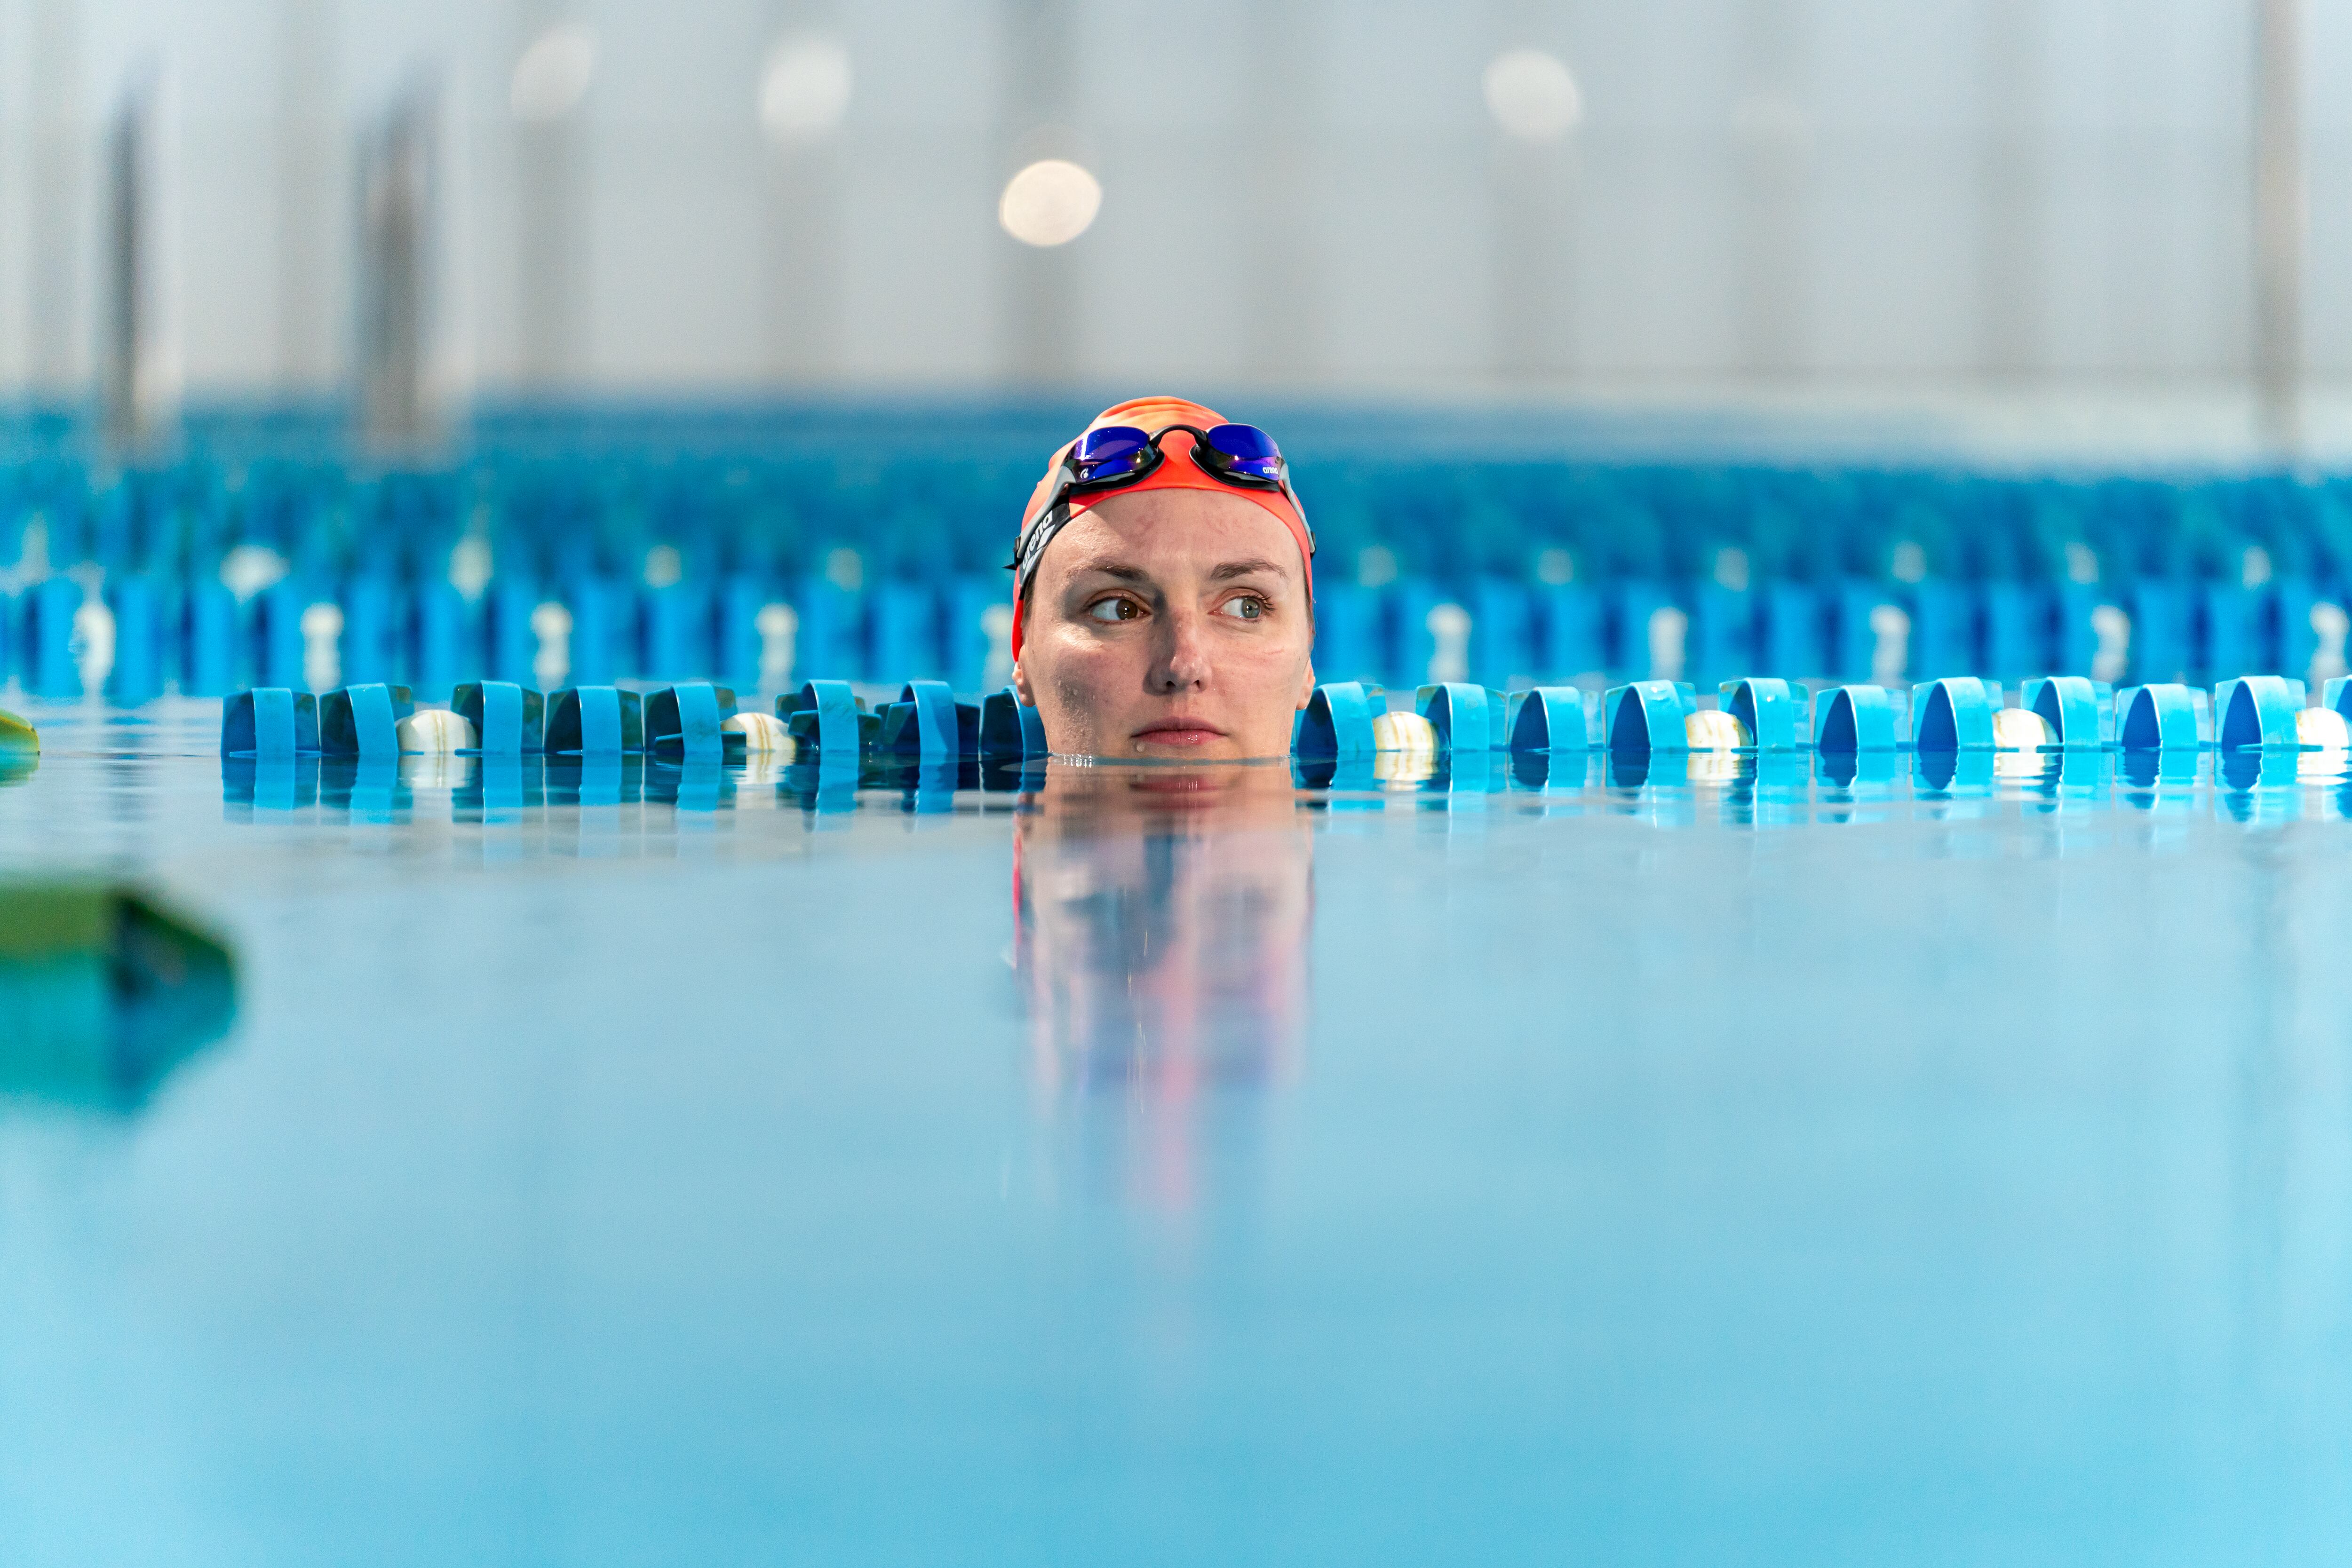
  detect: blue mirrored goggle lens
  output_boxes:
[1204,423,1284,479]
[1071,426,1154,480]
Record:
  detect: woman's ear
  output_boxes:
[1295,659,1316,710]
[1013,658,1034,706]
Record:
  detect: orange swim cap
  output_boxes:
[1011,396,1312,657]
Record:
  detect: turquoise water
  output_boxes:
[4,700,2352,1564]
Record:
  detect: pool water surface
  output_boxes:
[2,699,2350,1565]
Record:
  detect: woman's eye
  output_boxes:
[1085,597,1144,624]
[1218,595,1266,621]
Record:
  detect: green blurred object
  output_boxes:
[0,709,36,785]
[0,883,236,1112]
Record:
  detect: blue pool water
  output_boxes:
[5,699,2352,1564]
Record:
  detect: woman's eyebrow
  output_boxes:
[1208,558,1289,581]
[1065,560,1152,582]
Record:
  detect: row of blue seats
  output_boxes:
[1315,573,2342,688]
[9,400,2352,586]
[7,470,2347,590]
[7,572,999,699]
[13,568,2348,700]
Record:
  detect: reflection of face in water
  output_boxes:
[1015,761,1313,1099]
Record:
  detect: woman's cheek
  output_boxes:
[1049,659,1116,752]
[1059,631,1133,687]
[1233,626,1314,684]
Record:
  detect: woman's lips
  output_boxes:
[1132,719,1227,746]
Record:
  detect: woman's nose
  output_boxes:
[1151,610,1211,692]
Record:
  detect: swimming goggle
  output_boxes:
[1012,422,1313,588]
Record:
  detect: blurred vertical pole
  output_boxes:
[762,0,844,381]
[102,68,176,455]
[1488,1,1579,384]
[998,0,1076,385]
[277,0,338,392]
[2252,0,2303,451]
[356,77,440,453]
[1731,0,1809,377]
[514,2,590,388]
[29,0,84,404]
[1978,0,2043,379]
[1245,0,1319,383]
[100,81,145,446]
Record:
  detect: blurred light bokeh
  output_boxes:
[0,0,2340,412]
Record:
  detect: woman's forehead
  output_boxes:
[1045,489,1304,578]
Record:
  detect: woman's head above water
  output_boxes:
[1010,397,1315,761]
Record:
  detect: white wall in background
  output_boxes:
[0,0,2339,397]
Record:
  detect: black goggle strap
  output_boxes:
[1009,499,1074,594]
[1276,472,1312,552]
[1008,447,1085,592]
